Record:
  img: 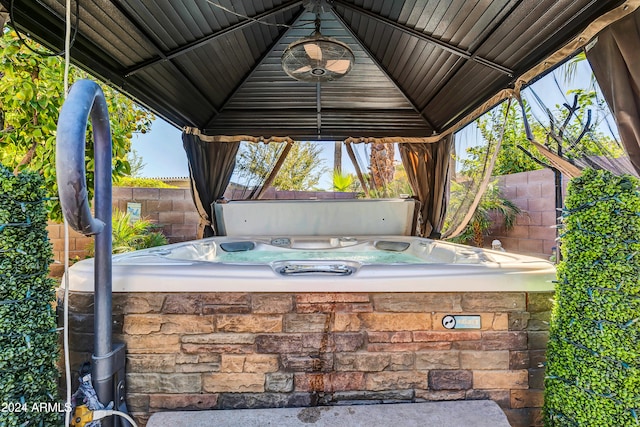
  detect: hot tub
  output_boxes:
[65,235,555,293]
[60,199,556,426]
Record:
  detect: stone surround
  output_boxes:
[60,290,552,426]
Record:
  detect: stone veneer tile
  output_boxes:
[216,315,282,333]
[365,371,429,391]
[180,333,255,344]
[265,373,294,393]
[295,293,370,304]
[527,292,554,314]
[127,373,201,393]
[473,370,528,390]
[294,372,365,393]
[252,294,293,313]
[123,314,215,335]
[511,389,544,409]
[415,350,460,370]
[335,352,412,372]
[220,354,279,373]
[367,342,451,352]
[255,334,303,353]
[202,373,265,393]
[113,293,165,314]
[461,293,526,312]
[359,313,432,331]
[373,293,462,312]
[459,351,509,370]
[428,370,472,390]
[413,331,481,342]
[284,313,328,333]
[121,334,181,354]
[366,331,413,343]
[508,312,531,331]
[481,331,528,350]
[296,302,373,313]
[415,390,466,401]
[126,354,176,373]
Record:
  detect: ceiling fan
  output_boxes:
[281,3,355,82]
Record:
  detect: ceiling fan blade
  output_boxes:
[293,65,312,74]
[325,60,351,74]
[304,43,322,61]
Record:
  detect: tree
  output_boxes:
[127,149,147,177]
[369,142,395,189]
[235,141,328,191]
[0,30,154,221]
[461,94,623,177]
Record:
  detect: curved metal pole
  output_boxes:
[56,79,114,413]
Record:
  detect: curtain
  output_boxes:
[227,140,292,200]
[183,132,239,238]
[586,8,640,176]
[399,135,452,238]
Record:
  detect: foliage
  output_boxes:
[460,94,623,177]
[86,210,168,256]
[235,141,328,191]
[0,30,154,221]
[332,171,354,192]
[0,164,60,426]
[544,168,640,426]
[447,180,521,247]
[461,102,542,176]
[114,176,176,188]
[127,149,147,177]
[367,163,413,198]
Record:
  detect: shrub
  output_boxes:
[544,168,640,426]
[87,210,168,256]
[0,164,60,425]
[448,181,521,247]
[114,176,177,188]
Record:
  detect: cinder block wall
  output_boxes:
[112,187,199,244]
[488,169,566,258]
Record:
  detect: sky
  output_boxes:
[131,59,611,186]
[131,123,361,190]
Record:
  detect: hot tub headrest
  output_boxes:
[212,199,419,236]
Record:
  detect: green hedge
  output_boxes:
[544,168,640,426]
[0,164,60,425]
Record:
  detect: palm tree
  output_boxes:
[369,142,395,191]
[87,210,168,256]
[449,181,521,247]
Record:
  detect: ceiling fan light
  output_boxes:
[282,35,354,82]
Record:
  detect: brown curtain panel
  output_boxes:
[399,136,453,238]
[586,9,640,175]
[183,133,239,238]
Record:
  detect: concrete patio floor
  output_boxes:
[147,400,510,427]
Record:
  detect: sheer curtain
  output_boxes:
[182,131,239,238]
[442,100,511,239]
[399,137,452,238]
[226,140,292,200]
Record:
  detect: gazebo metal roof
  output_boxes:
[4,0,627,139]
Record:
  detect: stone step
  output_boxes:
[147,400,510,427]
